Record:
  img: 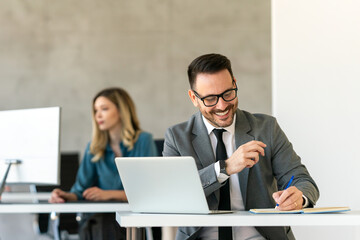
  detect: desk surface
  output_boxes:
[1,192,51,202]
[116,210,360,227]
[1,193,129,213]
[1,202,130,214]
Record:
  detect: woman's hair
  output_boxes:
[90,87,141,162]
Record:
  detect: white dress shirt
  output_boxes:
[197,115,265,240]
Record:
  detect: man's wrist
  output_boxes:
[215,161,229,183]
[219,160,229,176]
[302,194,309,208]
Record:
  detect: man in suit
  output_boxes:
[163,53,319,240]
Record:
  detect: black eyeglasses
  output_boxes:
[192,82,238,107]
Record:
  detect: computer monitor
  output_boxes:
[0,107,61,188]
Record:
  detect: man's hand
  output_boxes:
[225,140,266,175]
[273,186,303,210]
[83,187,108,201]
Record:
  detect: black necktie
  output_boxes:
[213,129,233,240]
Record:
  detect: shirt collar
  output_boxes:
[202,113,236,136]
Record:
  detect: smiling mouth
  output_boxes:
[214,109,229,116]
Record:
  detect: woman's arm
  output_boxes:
[82,187,128,202]
[49,188,78,203]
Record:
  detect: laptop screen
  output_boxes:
[115,156,211,214]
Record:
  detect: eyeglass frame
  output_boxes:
[192,80,238,107]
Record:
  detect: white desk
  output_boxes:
[1,192,51,202]
[116,210,360,240]
[0,201,130,213]
[0,192,130,213]
[1,193,130,240]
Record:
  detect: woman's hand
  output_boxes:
[83,187,108,201]
[49,188,77,203]
[83,187,128,202]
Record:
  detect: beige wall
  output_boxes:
[0,0,271,153]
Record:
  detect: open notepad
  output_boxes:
[249,207,351,214]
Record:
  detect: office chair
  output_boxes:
[154,139,164,157]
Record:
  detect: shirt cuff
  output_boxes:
[214,161,229,183]
[302,194,309,208]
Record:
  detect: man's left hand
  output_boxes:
[272,186,303,210]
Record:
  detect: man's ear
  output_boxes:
[188,89,199,107]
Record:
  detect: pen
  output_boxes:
[276,175,294,207]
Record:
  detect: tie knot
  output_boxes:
[213,128,226,140]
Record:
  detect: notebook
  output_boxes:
[249,206,351,214]
[115,156,232,214]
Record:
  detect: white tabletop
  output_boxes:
[1,192,51,202]
[0,193,130,213]
[116,210,360,227]
[1,202,130,213]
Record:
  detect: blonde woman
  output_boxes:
[49,87,157,239]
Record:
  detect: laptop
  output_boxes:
[115,156,232,214]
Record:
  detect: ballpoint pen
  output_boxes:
[276,175,294,207]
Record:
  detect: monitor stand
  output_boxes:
[0,159,22,199]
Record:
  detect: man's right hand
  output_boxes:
[225,140,266,175]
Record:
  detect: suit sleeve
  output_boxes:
[270,118,320,207]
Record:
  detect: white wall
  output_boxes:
[272,0,360,239]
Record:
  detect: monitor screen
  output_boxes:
[0,107,60,185]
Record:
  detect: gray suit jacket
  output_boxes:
[164,109,319,240]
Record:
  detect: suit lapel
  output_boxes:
[191,110,254,207]
[234,109,254,207]
[192,112,216,168]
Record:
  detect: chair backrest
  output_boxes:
[37,153,80,235]
[154,139,164,156]
[59,153,79,191]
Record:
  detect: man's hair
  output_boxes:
[187,53,234,89]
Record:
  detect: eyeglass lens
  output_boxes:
[203,89,237,106]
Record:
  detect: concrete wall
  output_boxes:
[0,0,271,155]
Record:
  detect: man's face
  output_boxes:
[188,69,238,128]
